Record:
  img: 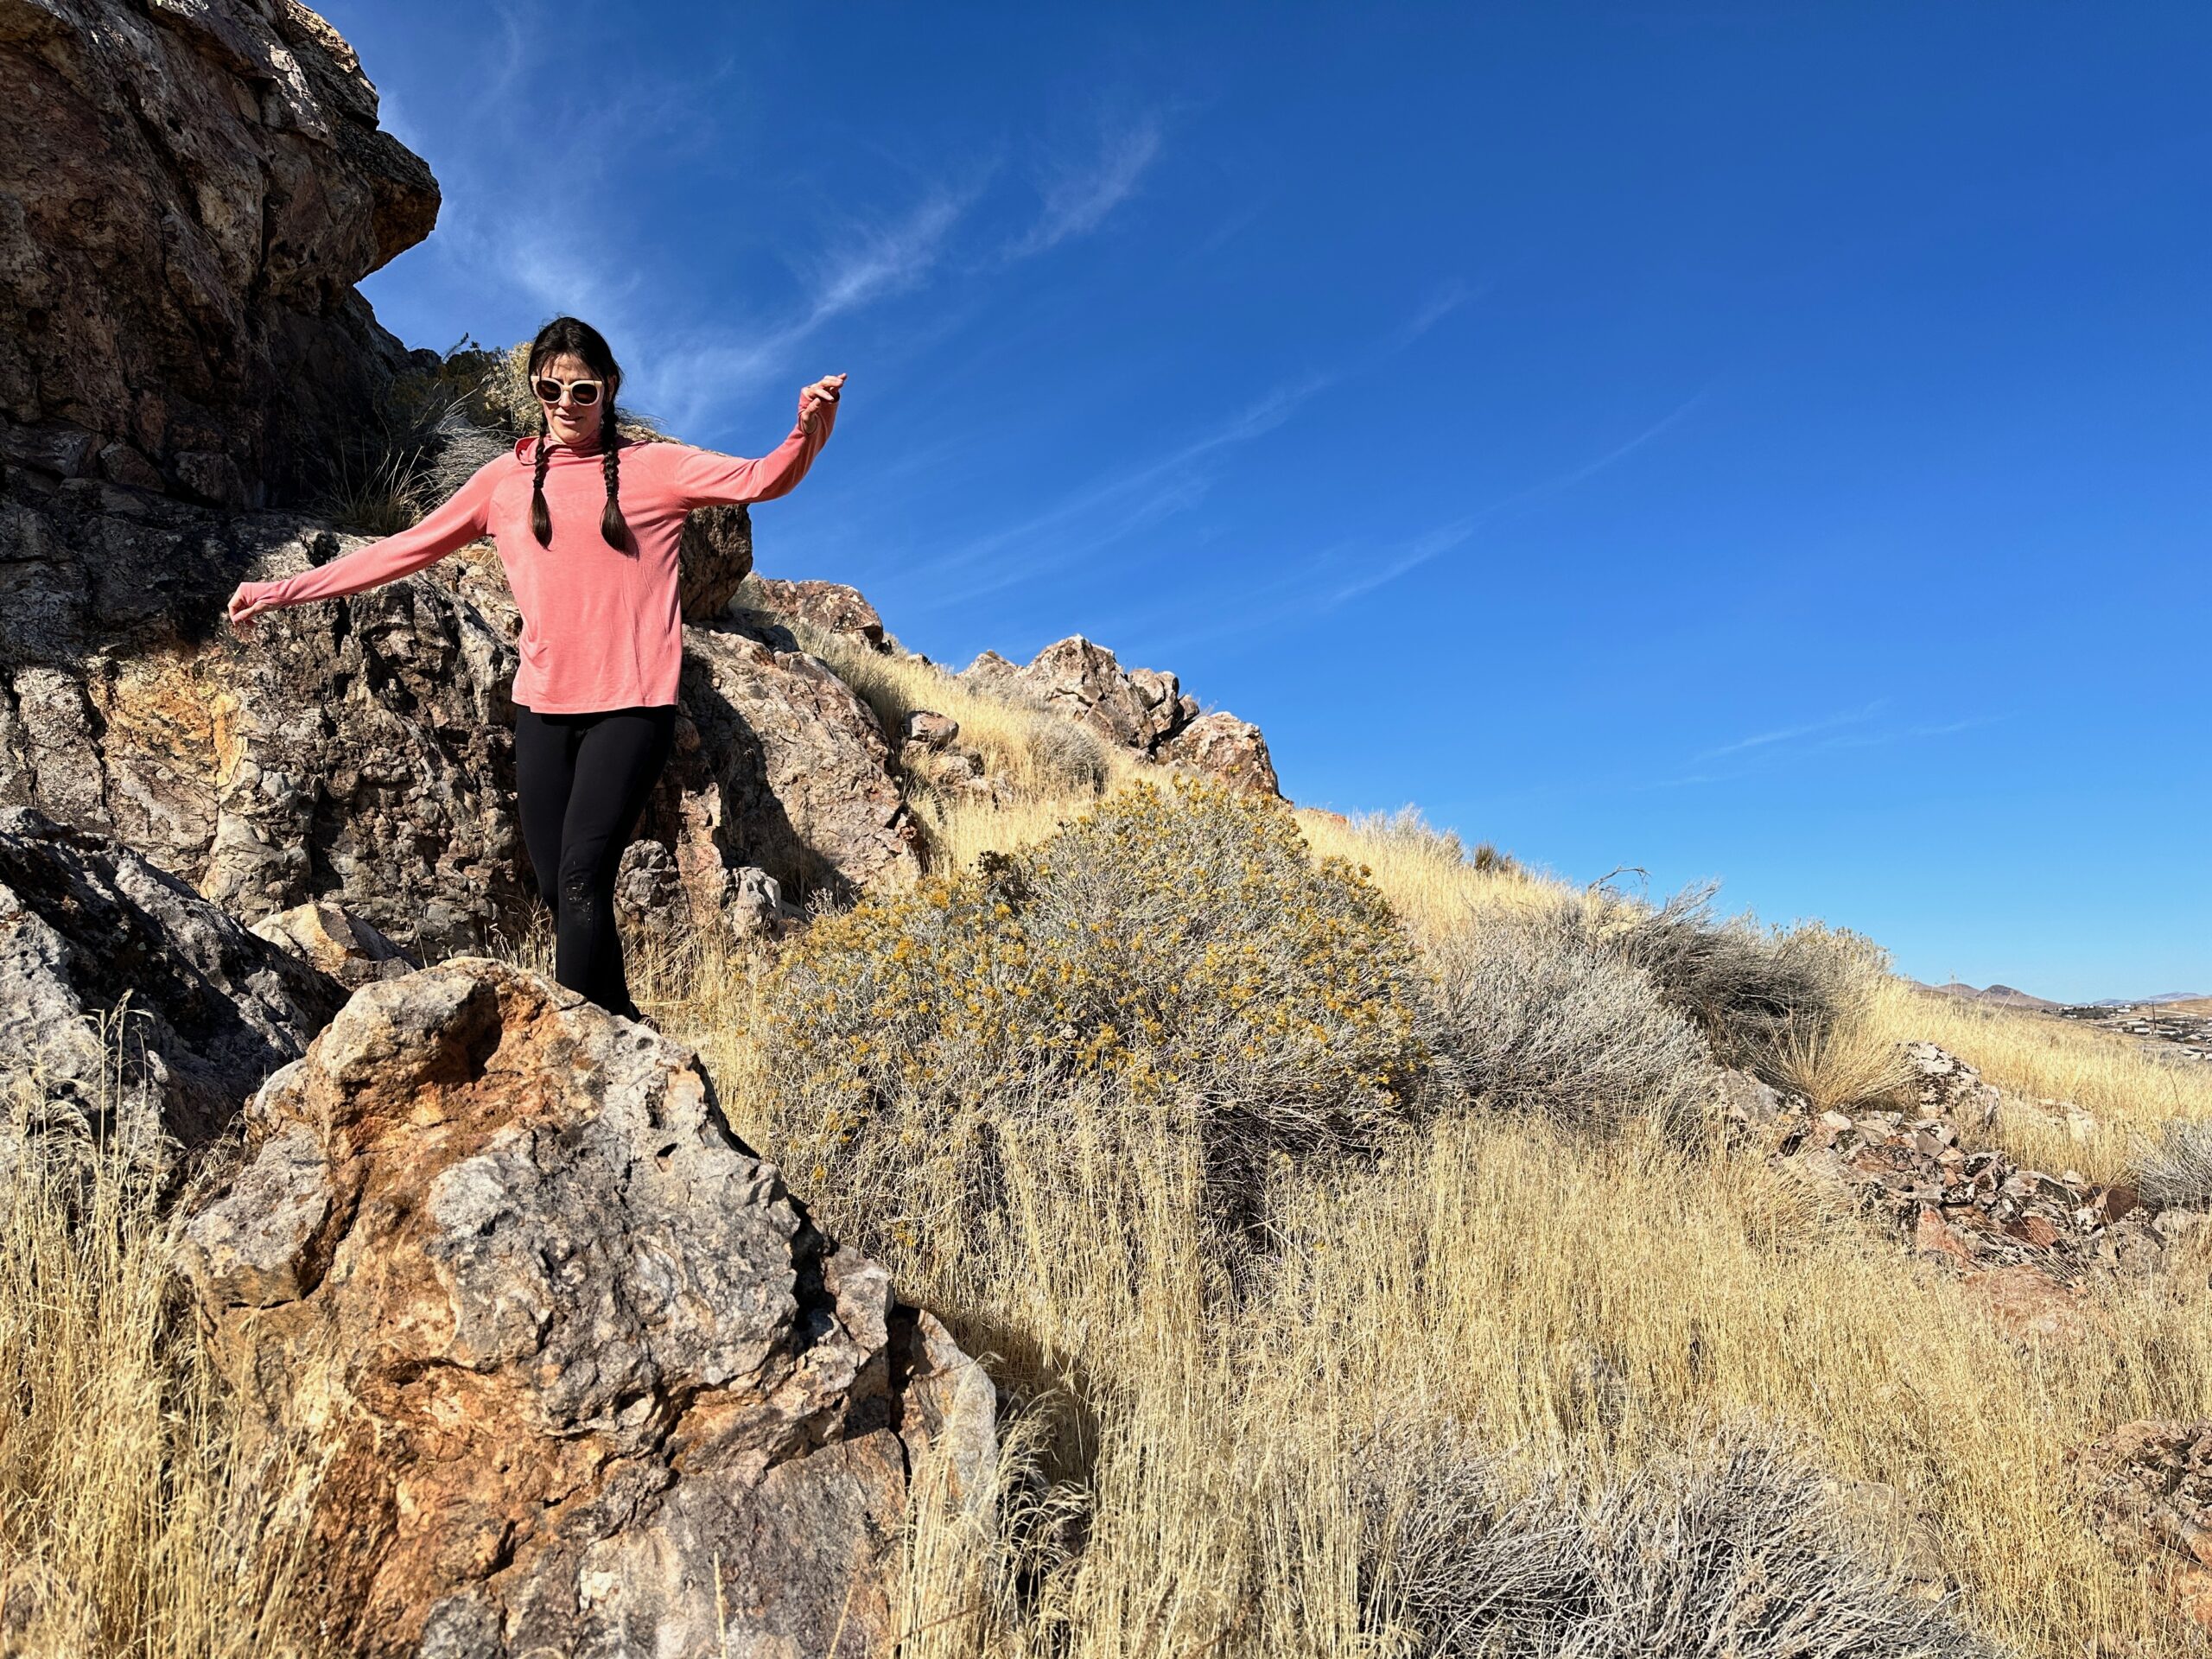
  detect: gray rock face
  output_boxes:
[675,500,753,621]
[181,957,995,1659]
[0,482,537,957]
[0,476,915,955]
[0,804,345,1155]
[0,0,440,507]
[664,620,918,910]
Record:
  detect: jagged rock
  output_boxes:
[179,957,995,1659]
[1713,1066,1802,1129]
[1758,1059,2163,1339]
[903,710,960,752]
[0,477,915,956]
[1014,635,1180,751]
[894,709,995,801]
[960,649,1022,697]
[0,804,344,1157]
[612,836,687,962]
[740,575,887,651]
[958,634,1281,797]
[1163,711,1281,797]
[729,864,805,940]
[1900,1041,2003,1130]
[675,502,753,621]
[250,898,415,988]
[665,621,918,912]
[2072,1421,2212,1630]
[0,0,440,506]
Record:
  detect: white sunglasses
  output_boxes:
[532,374,605,408]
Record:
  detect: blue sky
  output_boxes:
[331,2,2210,1002]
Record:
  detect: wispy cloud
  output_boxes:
[421,18,1163,434]
[640,181,986,429]
[1004,116,1165,259]
[1695,700,1887,761]
[905,275,1482,609]
[906,372,1334,608]
[1314,388,1705,611]
[1328,516,1484,606]
[1649,705,2005,789]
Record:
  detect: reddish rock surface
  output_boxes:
[181,957,993,1659]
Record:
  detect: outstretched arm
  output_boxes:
[668,374,843,511]
[227,459,501,631]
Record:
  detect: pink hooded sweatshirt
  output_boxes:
[238,400,836,714]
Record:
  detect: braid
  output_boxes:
[529,422,554,545]
[599,409,630,550]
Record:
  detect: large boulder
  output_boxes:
[1164,711,1281,798]
[180,957,995,1659]
[0,804,345,1157]
[0,0,440,507]
[0,486,538,957]
[675,501,753,621]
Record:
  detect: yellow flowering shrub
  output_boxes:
[754,777,1434,1239]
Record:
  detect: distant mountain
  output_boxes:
[2089,992,2210,1008]
[1926,981,2062,1011]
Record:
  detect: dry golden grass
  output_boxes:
[1865,982,2212,1183]
[1292,806,1571,948]
[12,675,2212,1653]
[0,1056,320,1656]
[702,1027,2212,1656]
[663,778,2212,1655]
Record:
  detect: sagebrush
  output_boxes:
[750,777,1435,1247]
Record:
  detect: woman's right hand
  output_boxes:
[226,582,278,636]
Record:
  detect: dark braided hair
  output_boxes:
[525,315,631,551]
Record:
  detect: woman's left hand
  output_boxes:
[798,372,846,429]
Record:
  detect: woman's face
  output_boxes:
[534,350,607,448]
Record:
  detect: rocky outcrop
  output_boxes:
[960,634,1280,796]
[0,0,440,508]
[738,575,888,652]
[675,502,753,621]
[1735,1045,2189,1343]
[664,620,918,912]
[2072,1421,2212,1632]
[180,957,995,1659]
[0,804,344,1156]
[250,898,415,988]
[981,636,1196,753]
[0,477,913,954]
[897,709,996,803]
[0,486,539,957]
[1164,711,1281,798]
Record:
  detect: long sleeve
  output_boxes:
[254,458,501,607]
[666,400,837,511]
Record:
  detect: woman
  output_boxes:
[226,315,843,1026]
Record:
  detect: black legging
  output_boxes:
[512,702,677,1019]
